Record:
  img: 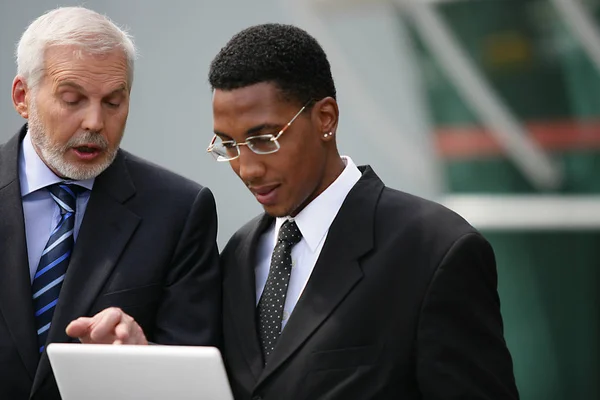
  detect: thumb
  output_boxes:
[65,317,93,339]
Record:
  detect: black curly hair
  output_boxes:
[208,23,336,106]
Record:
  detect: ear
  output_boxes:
[312,97,339,142]
[12,76,32,119]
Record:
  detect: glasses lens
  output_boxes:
[211,141,239,161]
[247,135,280,154]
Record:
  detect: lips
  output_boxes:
[250,184,280,206]
[71,144,102,161]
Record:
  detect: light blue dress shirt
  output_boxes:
[19,133,95,283]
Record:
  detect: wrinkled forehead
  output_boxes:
[42,45,130,93]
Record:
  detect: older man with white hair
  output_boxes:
[0,7,221,399]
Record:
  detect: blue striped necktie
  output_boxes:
[32,183,85,353]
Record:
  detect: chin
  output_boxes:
[262,204,290,218]
[52,155,114,180]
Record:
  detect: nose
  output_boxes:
[81,102,104,132]
[235,146,266,184]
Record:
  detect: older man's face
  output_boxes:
[20,45,130,180]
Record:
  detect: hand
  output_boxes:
[66,307,148,345]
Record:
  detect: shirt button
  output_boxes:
[283,311,290,320]
[291,260,296,268]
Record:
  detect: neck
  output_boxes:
[324,153,346,187]
[289,152,345,217]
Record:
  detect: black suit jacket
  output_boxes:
[221,166,519,400]
[0,125,221,400]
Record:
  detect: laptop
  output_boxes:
[47,343,234,400]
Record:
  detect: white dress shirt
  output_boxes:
[19,133,94,282]
[255,156,362,331]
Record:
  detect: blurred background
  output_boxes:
[0,0,598,398]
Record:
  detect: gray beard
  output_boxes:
[28,104,119,180]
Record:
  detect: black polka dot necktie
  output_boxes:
[257,220,302,364]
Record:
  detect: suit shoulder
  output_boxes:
[120,149,205,195]
[370,187,491,275]
[377,186,479,241]
[221,214,264,255]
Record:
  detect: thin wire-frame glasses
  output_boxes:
[206,100,311,162]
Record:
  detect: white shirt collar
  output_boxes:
[19,132,95,197]
[274,156,362,252]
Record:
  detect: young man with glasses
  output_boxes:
[209,24,519,400]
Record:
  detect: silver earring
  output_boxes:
[323,132,333,138]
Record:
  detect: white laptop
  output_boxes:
[47,343,234,400]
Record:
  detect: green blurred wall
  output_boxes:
[403,0,600,398]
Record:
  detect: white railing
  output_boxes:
[442,195,600,230]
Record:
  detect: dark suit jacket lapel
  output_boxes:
[225,213,273,380]
[32,150,141,394]
[257,166,384,387]
[0,127,39,380]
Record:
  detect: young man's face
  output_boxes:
[212,82,336,217]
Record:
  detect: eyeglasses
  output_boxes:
[206,101,311,162]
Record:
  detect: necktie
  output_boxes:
[257,219,302,363]
[32,183,84,353]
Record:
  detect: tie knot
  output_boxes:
[47,183,86,214]
[277,220,302,246]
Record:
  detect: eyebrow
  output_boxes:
[213,131,233,141]
[214,123,283,140]
[56,81,128,97]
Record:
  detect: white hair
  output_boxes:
[16,6,137,90]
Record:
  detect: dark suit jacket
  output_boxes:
[0,125,221,400]
[221,166,519,400]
